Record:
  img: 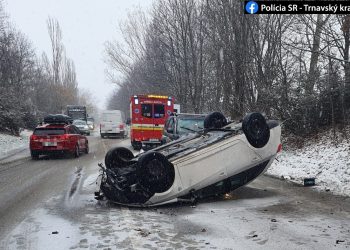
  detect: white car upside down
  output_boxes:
[96,112,281,207]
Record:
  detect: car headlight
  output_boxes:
[84,125,89,129]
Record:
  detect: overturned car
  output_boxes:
[96,112,281,206]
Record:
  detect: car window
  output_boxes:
[68,126,79,134]
[34,128,65,135]
[177,118,204,134]
[154,104,165,118]
[101,113,121,122]
[141,104,152,118]
[73,120,86,125]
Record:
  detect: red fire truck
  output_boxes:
[130,94,174,150]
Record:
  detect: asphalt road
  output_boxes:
[0,132,349,249]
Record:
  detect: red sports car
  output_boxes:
[30,115,89,159]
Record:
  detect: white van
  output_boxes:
[100,110,127,138]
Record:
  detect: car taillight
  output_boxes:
[31,135,39,141]
[101,124,104,128]
[60,134,69,140]
[119,124,124,129]
[277,143,282,153]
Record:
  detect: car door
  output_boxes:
[153,103,166,140]
[140,101,154,140]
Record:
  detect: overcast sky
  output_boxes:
[4,0,153,109]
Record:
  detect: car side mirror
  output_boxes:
[167,127,173,133]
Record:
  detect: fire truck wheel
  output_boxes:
[132,141,142,151]
[137,152,175,194]
[204,112,228,129]
[105,147,134,169]
[242,112,270,148]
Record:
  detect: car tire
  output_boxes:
[85,142,89,154]
[74,144,80,158]
[132,141,142,151]
[31,151,39,160]
[242,112,270,148]
[204,112,228,129]
[101,134,105,138]
[105,147,134,169]
[137,152,175,194]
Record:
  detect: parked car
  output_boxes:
[73,119,90,135]
[96,112,281,206]
[30,114,89,159]
[100,110,126,138]
[87,120,94,130]
[163,113,206,142]
[87,117,95,130]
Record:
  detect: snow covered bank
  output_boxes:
[0,130,31,158]
[267,128,350,197]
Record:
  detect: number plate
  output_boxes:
[149,139,159,142]
[43,141,57,146]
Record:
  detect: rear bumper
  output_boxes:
[31,149,73,155]
[100,130,125,135]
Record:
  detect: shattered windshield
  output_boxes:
[177,118,204,135]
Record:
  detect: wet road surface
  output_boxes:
[0,132,349,249]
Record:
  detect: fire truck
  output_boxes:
[130,95,174,150]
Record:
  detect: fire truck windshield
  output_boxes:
[141,104,165,118]
[141,104,152,118]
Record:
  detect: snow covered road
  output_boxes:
[0,133,349,249]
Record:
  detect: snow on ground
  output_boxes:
[1,126,349,198]
[267,128,350,197]
[0,130,32,158]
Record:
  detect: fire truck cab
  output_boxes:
[130,95,174,150]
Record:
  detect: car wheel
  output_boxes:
[74,144,80,158]
[204,112,228,129]
[132,141,142,151]
[242,112,270,148]
[31,151,39,160]
[105,147,134,169]
[137,152,175,194]
[101,133,104,138]
[85,142,89,154]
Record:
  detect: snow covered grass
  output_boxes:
[267,126,350,197]
[0,129,32,158]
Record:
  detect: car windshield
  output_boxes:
[73,120,86,125]
[177,118,204,135]
[34,128,65,135]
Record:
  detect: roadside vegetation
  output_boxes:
[106,1,350,139]
[0,2,94,135]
